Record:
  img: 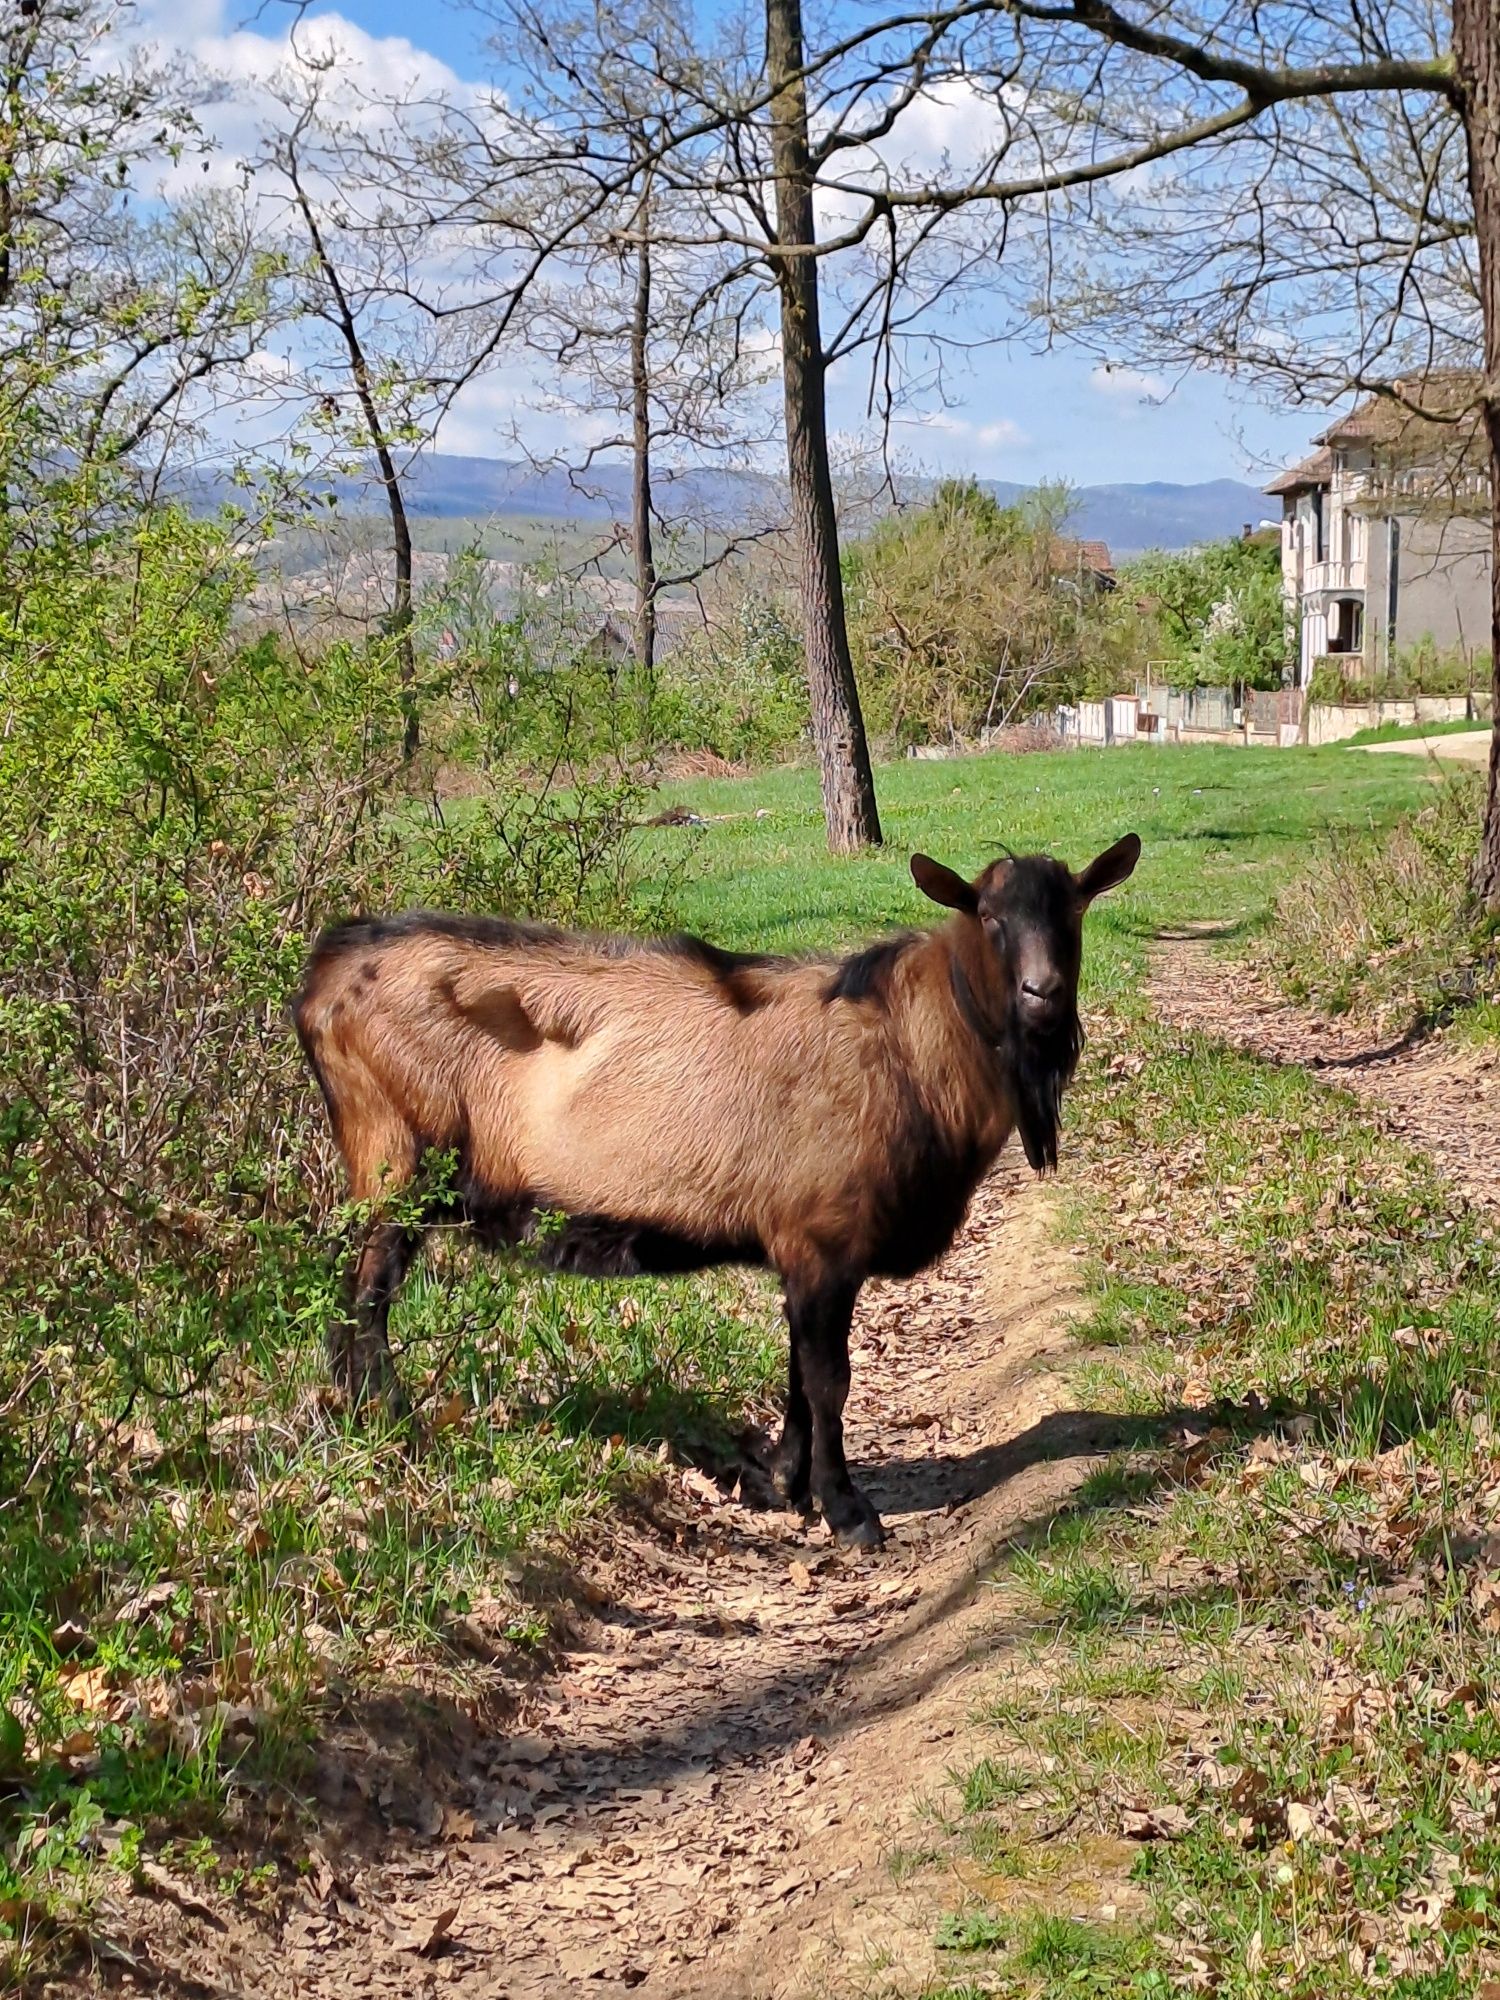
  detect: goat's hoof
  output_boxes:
[823,1491,886,1550]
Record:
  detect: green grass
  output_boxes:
[654,740,1436,1006]
[924,999,1500,1996]
[0,1246,779,1986]
[1345,718,1488,746]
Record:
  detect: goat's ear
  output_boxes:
[911,853,979,914]
[1076,833,1141,905]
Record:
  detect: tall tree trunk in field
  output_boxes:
[629,174,658,683]
[1456,0,1500,907]
[765,0,881,852]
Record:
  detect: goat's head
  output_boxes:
[910,834,1141,1169]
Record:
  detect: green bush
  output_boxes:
[649,590,810,764]
[1125,536,1290,690]
[0,490,649,1552]
[1307,639,1490,706]
[844,480,1150,747]
[1262,769,1497,1027]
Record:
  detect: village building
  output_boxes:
[1266,377,1492,685]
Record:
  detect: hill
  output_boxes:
[266,455,1272,558]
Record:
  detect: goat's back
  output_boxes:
[295,912,907,1259]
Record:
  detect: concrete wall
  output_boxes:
[1306,692,1492,747]
[1364,510,1492,669]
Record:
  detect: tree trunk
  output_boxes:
[630,177,658,685]
[384,443,418,763]
[766,0,881,852]
[1456,0,1500,907]
[289,155,419,760]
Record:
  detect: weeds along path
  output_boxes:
[116,1161,1108,2000]
[1151,932,1500,1215]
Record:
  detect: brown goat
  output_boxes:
[294,835,1139,1546]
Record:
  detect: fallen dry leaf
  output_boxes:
[400,1904,460,1956]
[58,1666,114,1714]
[1121,1802,1192,1840]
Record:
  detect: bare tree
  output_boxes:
[764,0,881,847]
[344,0,1022,849]
[276,104,420,754]
[254,66,502,757]
[1456,0,1500,897]
[486,2,782,690]
[957,0,1499,902]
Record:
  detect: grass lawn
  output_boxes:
[0,736,1464,1992]
[660,740,1437,1000]
[927,1007,1500,1999]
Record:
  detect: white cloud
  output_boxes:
[975,418,1027,449]
[884,407,1031,473]
[130,0,483,203]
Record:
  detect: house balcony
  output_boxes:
[1303,558,1366,597]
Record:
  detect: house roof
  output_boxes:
[1264,448,1333,496]
[1314,371,1482,447]
[1051,536,1115,576]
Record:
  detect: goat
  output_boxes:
[294,834,1140,1548]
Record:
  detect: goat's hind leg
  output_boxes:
[334,1217,421,1418]
[770,1331,812,1512]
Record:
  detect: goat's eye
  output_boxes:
[982,912,1006,946]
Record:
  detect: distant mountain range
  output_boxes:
[203,452,1276,557]
[983,477,1277,555]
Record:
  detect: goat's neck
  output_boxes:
[889,922,1013,1147]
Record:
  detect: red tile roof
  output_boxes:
[1051,536,1115,575]
[1264,448,1332,496]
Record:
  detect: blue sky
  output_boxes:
[229,0,1323,495]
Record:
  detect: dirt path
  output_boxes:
[101,1158,1115,2000]
[1151,932,1500,1213]
[1358,730,1491,765]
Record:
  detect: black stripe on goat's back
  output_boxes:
[305,911,564,970]
[655,932,778,977]
[301,910,786,1019]
[823,933,916,1005]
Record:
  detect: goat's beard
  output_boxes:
[1004,1006,1084,1173]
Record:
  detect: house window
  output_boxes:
[1311,487,1324,562]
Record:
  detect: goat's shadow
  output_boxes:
[289,1383,1336,1886]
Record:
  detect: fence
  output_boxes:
[1054,698,1131,744]
[1056,684,1253,745]
[1050,683,1500,753]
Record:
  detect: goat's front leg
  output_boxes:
[334,1218,419,1418]
[785,1274,883,1549]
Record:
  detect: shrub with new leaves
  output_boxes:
[844,480,1151,746]
[0,489,646,1498]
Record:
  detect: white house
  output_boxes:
[1267,378,1492,685]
